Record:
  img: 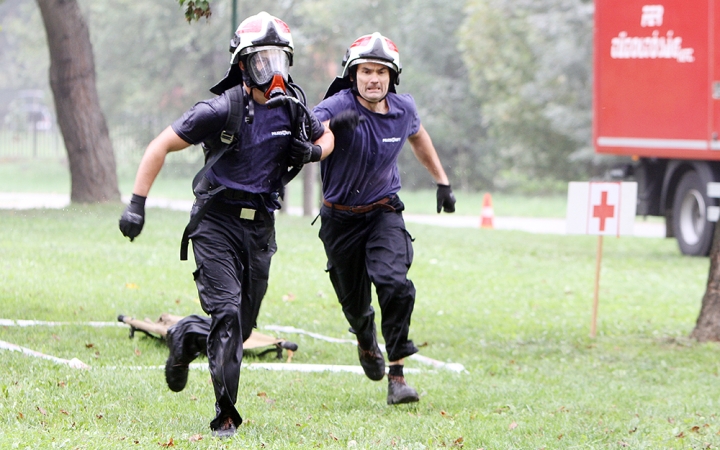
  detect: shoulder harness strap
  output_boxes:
[191,85,247,192]
[180,85,247,261]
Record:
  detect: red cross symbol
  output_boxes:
[593,191,615,231]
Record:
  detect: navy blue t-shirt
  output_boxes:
[313,89,420,205]
[172,89,324,211]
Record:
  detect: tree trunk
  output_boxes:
[36,0,120,203]
[691,222,720,341]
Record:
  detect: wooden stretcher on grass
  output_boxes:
[117,313,298,361]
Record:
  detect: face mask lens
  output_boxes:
[248,49,289,86]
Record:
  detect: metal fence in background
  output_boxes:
[0,123,65,160]
[0,89,205,183]
[0,114,203,172]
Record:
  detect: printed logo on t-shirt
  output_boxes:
[382,137,402,143]
[272,130,292,136]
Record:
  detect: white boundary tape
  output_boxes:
[0,319,466,373]
[0,339,89,369]
[264,325,466,373]
[0,319,123,327]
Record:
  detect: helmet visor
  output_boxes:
[247,48,290,86]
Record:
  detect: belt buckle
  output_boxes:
[239,208,256,220]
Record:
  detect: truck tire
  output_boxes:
[672,171,714,256]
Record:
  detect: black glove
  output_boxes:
[119,194,146,242]
[289,137,322,167]
[329,109,361,134]
[436,184,456,213]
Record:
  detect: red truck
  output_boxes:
[594,0,720,255]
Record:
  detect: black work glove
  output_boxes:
[289,137,322,167]
[329,109,361,134]
[119,194,146,242]
[436,184,456,213]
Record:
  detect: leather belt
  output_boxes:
[322,197,395,214]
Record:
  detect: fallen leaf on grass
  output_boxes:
[676,431,685,438]
[36,406,47,415]
[160,437,174,447]
[134,348,141,356]
[691,426,701,433]
[453,436,464,447]
[282,293,296,302]
[440,410,451,418]
[60,409,69,415]
[257,392,267,397]
[85,343,95,348]
[189,434,202,442]
[508,422,518,430]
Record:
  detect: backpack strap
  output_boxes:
[180,85,246,260]
[190,85,246,192]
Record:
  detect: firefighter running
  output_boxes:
[118,11,332,438]
[312,32,456,405]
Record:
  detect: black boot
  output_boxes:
[387,365,419,405]
[164,325,197,392]
[387,375,419,404]
[357,343,386,381]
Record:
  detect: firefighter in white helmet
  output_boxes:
[119,11,332,438]
[313,32,456,405]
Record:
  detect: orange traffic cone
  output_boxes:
[480,193,494,229]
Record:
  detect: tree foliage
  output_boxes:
[178,0,212,22]
[1,0,601,194]
[460,0,596,191]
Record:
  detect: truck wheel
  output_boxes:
[672,171,714,256]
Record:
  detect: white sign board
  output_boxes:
[566,182,637,236]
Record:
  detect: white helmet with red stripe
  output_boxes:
[341,32,402,84]
[229,11,294,65]
[211,11,294,96]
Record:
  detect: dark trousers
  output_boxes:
[189,208,276,430]
[318,198,419,362]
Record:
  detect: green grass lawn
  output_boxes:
[0,204,717,448]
